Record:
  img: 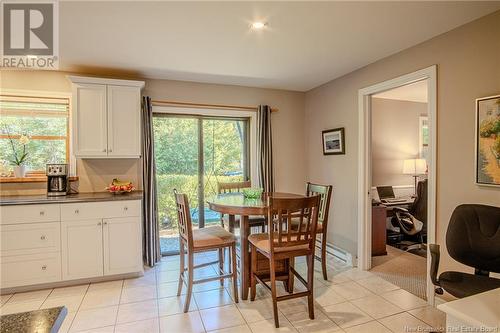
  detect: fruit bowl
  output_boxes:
[106,179,135,194]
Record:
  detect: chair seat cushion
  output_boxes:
[248,233,310,254]
[439,271,500,298]
[192,226,236,249]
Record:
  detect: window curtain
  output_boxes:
[256,105,275,192]
[142,96,161,267]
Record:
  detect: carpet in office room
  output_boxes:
[370,245,427,300]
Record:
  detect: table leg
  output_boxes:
[239,215,250,300]
[228,214,235,233]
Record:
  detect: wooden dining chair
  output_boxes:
[249,195,321,328]
[306,182,333,280]
[174,190,239,312]
[217,180,266,232]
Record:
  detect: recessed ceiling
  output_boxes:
[59,1,500,91]
[373,80,428,103]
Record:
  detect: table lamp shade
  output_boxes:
[403,158,427,175]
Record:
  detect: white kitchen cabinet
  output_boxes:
[1,200,143,292]
[107,85,142,157]
[103,217,142,275]
[69,76,145,158]
[72,83,108,157]
[61,219,104,280]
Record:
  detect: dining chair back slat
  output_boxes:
[174,190,193,247]
[217,181,251,193]
[267,195,320,254]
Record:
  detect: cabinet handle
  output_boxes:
[40,235,46,240]
[103,221,108,225]
[39,211,45,216]
[102,148,107,152]
[75,209,79,214]
[108,149,113,152]
[41,265,47,270]
[97,222,102,226]
[124,206,128,211]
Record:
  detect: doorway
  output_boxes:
[357,66,437,304]
[153,114,250,255]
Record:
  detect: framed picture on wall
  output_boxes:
[322,127,345,155]
[475,94,500,187]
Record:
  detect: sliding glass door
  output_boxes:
[153,115,249,255]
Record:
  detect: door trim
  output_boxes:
[357,65,437,304]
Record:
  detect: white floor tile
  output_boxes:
[208,324,252,333]
[248,315,298,333]
[378,312,432,333]
[73,326,114,333]
[115,318,160,333]
[200,304,245,331]
[116,299,159,324]
[158,295,197,316]
[193,288,233,310]
[87,280,123,292]
[158,281,185,298]
[236,298,275,323]
[314,287,347,308]
[380,289,428,310]
[354,276,400,294]
[408,306,446,331]
[0,294,13,305]
[343,320,388,333]
[328,282,374,301]
[58,311,76,333]
[41,295,84,312]
[285,310,342,333]
[50,285,89,298]
[120,285,157,303]
[322,301,373,329]
[350,295,403,319]
[70,306,118,332]
[159,311,205,333]
[8,289,52,303]
[80,289,122,310]
[0,300,43,315]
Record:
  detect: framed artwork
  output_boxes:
[322,127,345,155]
[475,95,500,187]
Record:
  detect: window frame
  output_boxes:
[0,89,75,178]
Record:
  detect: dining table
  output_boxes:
[207,192,306,300]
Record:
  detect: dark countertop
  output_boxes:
[0,191,143,206]
[0,306,67,333]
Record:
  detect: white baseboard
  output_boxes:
[319,240,354,267]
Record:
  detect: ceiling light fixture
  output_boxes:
[251,21,267,30]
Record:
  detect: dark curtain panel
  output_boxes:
[256,105,275,192]
[142,96,161,267]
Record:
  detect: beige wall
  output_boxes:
[0,71,306,195]
[305,10,500,272]
[371,98,427,187]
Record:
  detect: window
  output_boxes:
[419,116,429,163]
[0,95,70,176]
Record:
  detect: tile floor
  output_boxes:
[0,251,446,332]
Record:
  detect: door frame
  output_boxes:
[357,65,437,304]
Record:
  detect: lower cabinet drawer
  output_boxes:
[1,222,60,256]
[0,253,61,289]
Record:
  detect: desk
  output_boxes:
[372,205,387,256]
[207,192,305,300]
[438,288,500,331]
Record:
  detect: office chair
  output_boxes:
[390,179,427,251]
[430,204,500,298]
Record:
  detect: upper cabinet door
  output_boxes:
[107,85,141,158]
[73,83,108,157]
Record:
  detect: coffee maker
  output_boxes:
[47,164,68,196]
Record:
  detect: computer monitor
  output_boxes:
[376,186,395,200]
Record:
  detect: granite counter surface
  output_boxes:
[0,306,67,333]
[0,191,143,206]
